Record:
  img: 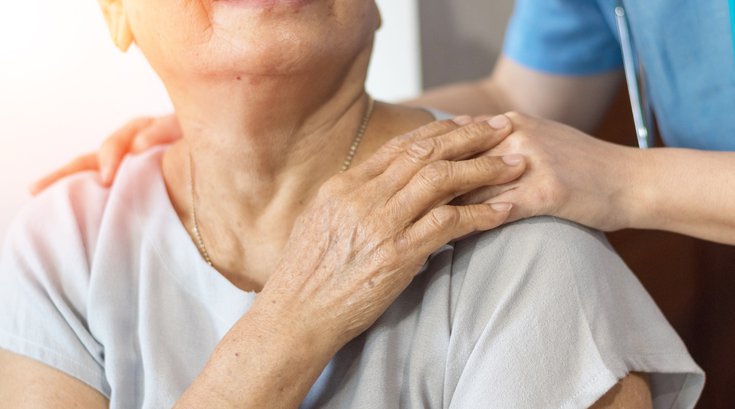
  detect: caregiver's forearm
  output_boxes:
[406,57,624,134]
[175,305,335,409]
[626,147,735,244]
[407,79,509,117]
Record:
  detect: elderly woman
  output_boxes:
[0,0,702,408]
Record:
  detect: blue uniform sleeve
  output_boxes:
[503,0,623,75]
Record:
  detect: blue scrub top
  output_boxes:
[503,0,735,151]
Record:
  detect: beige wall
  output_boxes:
[419,0,515,88]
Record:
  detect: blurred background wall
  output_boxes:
[419,0,514,88]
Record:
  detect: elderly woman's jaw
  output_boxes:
[97,0,381,142]
[99,0,381,80]
[213,0,318,8]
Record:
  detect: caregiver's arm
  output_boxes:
[409,56,624,133]
[627,147,735,244]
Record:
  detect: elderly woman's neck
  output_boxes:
[164,51,378,216]
[181,87,368,197]
[164,45,372,198]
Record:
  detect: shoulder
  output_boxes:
[446,216,623,343]
[0,148,168,399]
[2,148,167,279]
[451,216,620,302]
[443,217,703,408]
[448,216,665,346]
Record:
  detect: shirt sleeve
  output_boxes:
[445,217,704,409]
[0,175,111,397]
[503,0,623,75]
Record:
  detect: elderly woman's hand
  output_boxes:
[249,117,525,351]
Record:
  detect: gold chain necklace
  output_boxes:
[189,96,375,267]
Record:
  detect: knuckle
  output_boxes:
[417,160,451,189]
[452,123,485,141]
[318,177,347,198]
[429,206,459,229]
[405,139,437,161]
[533,176,565,208]
[506,132,530,151]
[423,119,460,136]
[549,179,570,205]
[385,133,413,152]
[393,231,412,253]
[137,130,155,144]
[390,120,457,151]
[465,207,487,230]
[374,243,402,269]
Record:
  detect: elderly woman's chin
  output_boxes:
[214,0,316,8]
[134,0,379,80]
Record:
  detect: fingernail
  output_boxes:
[452,115,473,126]
[502,154,523,166]
[488,115,509,129]
[490,203,513,212]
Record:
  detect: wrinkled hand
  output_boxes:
[250,118,527,351]
[29,114,181,195]
[459,112,637,232]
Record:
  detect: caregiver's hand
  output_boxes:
[29,114,181,194]
[462,112,639,232]
[178,118,527,408]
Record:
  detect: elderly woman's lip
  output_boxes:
[214,0,314,8]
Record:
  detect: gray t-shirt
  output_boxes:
[0,147,703,408]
